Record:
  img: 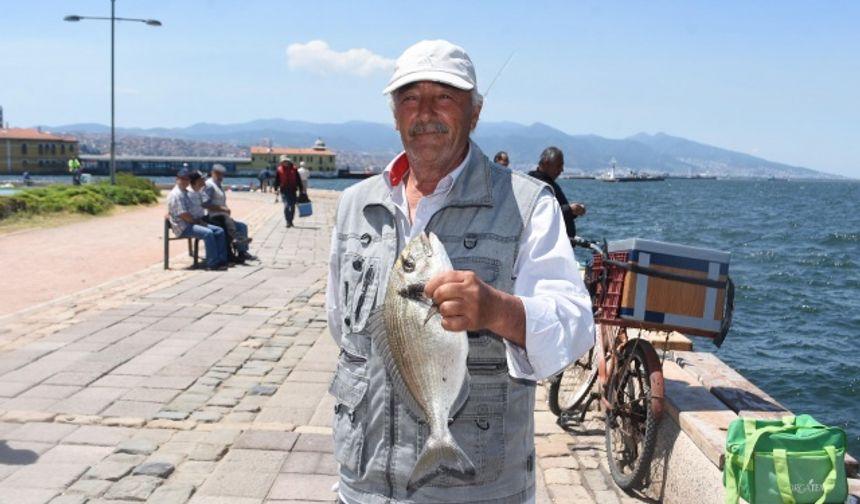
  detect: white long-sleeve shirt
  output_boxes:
[325,149,594,381]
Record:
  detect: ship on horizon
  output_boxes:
[598,158,665,183]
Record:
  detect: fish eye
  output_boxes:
[402,258,415,273]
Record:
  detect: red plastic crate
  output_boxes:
[590,251,629,323]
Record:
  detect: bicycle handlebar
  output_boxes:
[570,236,606,257]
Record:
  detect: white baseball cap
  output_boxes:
[382,40,477,95]
[211,163,226,173]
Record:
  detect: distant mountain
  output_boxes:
[472,123,691,174]
[626,132,824,178]
[42,119,836,178]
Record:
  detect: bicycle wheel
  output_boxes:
[605,340,660,491]
[547,348,598,417]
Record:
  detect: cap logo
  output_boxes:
[416,56,433,68]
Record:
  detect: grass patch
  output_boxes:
[0,173,159,221]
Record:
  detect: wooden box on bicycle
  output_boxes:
[592,238,732,342]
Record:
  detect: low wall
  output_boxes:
[639,350,858,503]
[648,413,725,503]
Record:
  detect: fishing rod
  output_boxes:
[731,232,783,248]
[482,50,516,98]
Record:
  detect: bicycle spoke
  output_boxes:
[604,341,661,490]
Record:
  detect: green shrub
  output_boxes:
[68,192,113,214]
[112,172,160,197]
[0,175,158,222]
[0,196,29,220]
[96,185,157,205]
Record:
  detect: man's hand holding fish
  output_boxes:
[424,269,526,348]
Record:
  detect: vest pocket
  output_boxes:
[419,379,508,487]
[451,256,500,284]
[329,354,369,475]
[340,253,381,333]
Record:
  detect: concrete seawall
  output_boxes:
[0,190,856,503]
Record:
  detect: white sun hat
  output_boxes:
[382,39,477,95]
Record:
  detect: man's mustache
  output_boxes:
[408,122,449,136]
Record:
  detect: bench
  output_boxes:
[163,218,201,270]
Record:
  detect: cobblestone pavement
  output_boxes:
[0,189,649,504]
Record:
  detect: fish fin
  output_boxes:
[369,307,427,421]
[407,430,476,492]
[423,304,439,325]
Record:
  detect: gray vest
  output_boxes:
[330,144,546,503]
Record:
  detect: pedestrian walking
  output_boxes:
[274,155,304,227]
[298,161,310,190]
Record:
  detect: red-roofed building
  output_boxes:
[0,128,80,174]
[249,138,336,177]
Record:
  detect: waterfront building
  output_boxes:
[0,128,79,174]
[79,154,248,176]
[249,138,336,177]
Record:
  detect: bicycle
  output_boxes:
[547,236,735,491]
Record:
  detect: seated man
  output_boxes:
[167,168,228,270]
[202,164,254,261]
[188,170,244,265]
[187,170,208,219]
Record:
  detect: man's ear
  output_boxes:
[470,105,482,132]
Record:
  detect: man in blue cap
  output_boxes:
[166,167,228,270]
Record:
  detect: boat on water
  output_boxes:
[598,158,665,182]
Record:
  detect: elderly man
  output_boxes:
[528,146,587,240]
[203,164,254,262]
[166,168,228,271]
[187,170,208,219]
[325,40,594,503]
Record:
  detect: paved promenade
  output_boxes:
[0,191,276,316]
[0,190,644,504]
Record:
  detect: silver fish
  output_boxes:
[381,231,474,489]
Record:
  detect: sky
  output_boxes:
[2,1,858,178]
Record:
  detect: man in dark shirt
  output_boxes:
[528,146,586,239]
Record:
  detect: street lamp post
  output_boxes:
[64,0,161,185]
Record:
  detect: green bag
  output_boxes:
[724,414,848,504]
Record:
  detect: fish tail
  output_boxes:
[407,431,475,492]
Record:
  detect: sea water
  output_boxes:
[573,178,860,457]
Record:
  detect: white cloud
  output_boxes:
[286,40,394,77]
